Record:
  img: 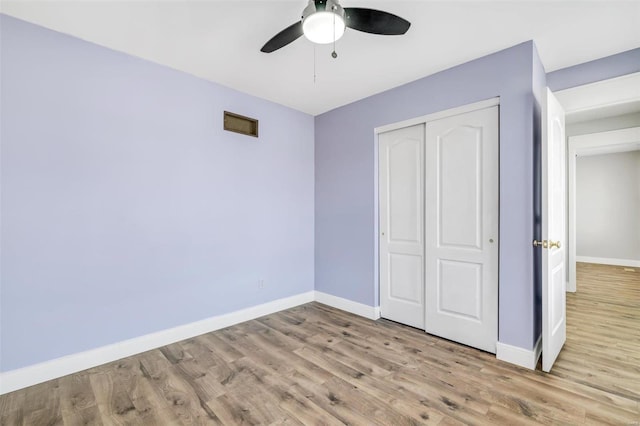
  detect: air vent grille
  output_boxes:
[224,111,258,137]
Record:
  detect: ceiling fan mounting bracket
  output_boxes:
[303,0,344,20]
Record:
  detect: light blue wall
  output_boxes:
[547,47,640,91]
[315,44,640,352]
[0,15,315,371]
[2,12,638,371]
[315,42,539,350]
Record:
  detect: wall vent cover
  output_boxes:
[224,111,259,137]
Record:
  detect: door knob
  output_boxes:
[533,239,547,248]
[533,239,560,249]
[549,240,561,249]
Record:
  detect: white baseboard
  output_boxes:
[576,256,640,268]
[496,335,542,370]
[0,291,314,395]
[1,290,384,395]
[314,291,381,320]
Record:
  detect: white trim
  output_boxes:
[314,291,381,320]
[0,291,315,395]
[567,127,640,292]
[576,256,640,268]
[568,127,640,155]
[374,97,499,134]
[555,72,640,116]
[496,335,542,370]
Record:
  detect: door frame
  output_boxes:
[373,96,499,332]
[567,127,640,291]
[554,72,640,292]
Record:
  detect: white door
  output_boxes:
[542,88,567,372]
[424,106,499,354]
[379,124,425,329]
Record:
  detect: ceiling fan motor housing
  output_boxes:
[302,0,346,44]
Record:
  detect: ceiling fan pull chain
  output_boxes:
[313,44,317,83]
[332,5,338,59]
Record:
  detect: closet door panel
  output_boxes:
[425,106,499,353]
[379,124,425,329]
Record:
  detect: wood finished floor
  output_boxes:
[1,263,638,425]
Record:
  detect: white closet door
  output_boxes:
[424,106,499,353]
[379,124,425,329]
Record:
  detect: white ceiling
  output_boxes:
[2,1,640,115]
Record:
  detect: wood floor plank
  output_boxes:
[58,373,102,426]
[127,367,184,425]
[206,393,263,425]
[1,262,638,424]
[60,405,104,426]
[236,357,342,426]
[480,362,639,414]
[90,371,136,426]
[199,333,244,364]
[138,349,221,424]
[0,386,26,425]
[293,344,446,424]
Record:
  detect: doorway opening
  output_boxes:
[548,72,640,379]
[555,71,640,291]
[568,129,640,292]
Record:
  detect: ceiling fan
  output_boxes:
[260,0,411,53]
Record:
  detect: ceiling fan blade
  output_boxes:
[261,21,304,53]
[344,8,411,35]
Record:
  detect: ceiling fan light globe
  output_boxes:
[302,12,345,44]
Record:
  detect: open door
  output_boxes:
[541,88,567,372]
